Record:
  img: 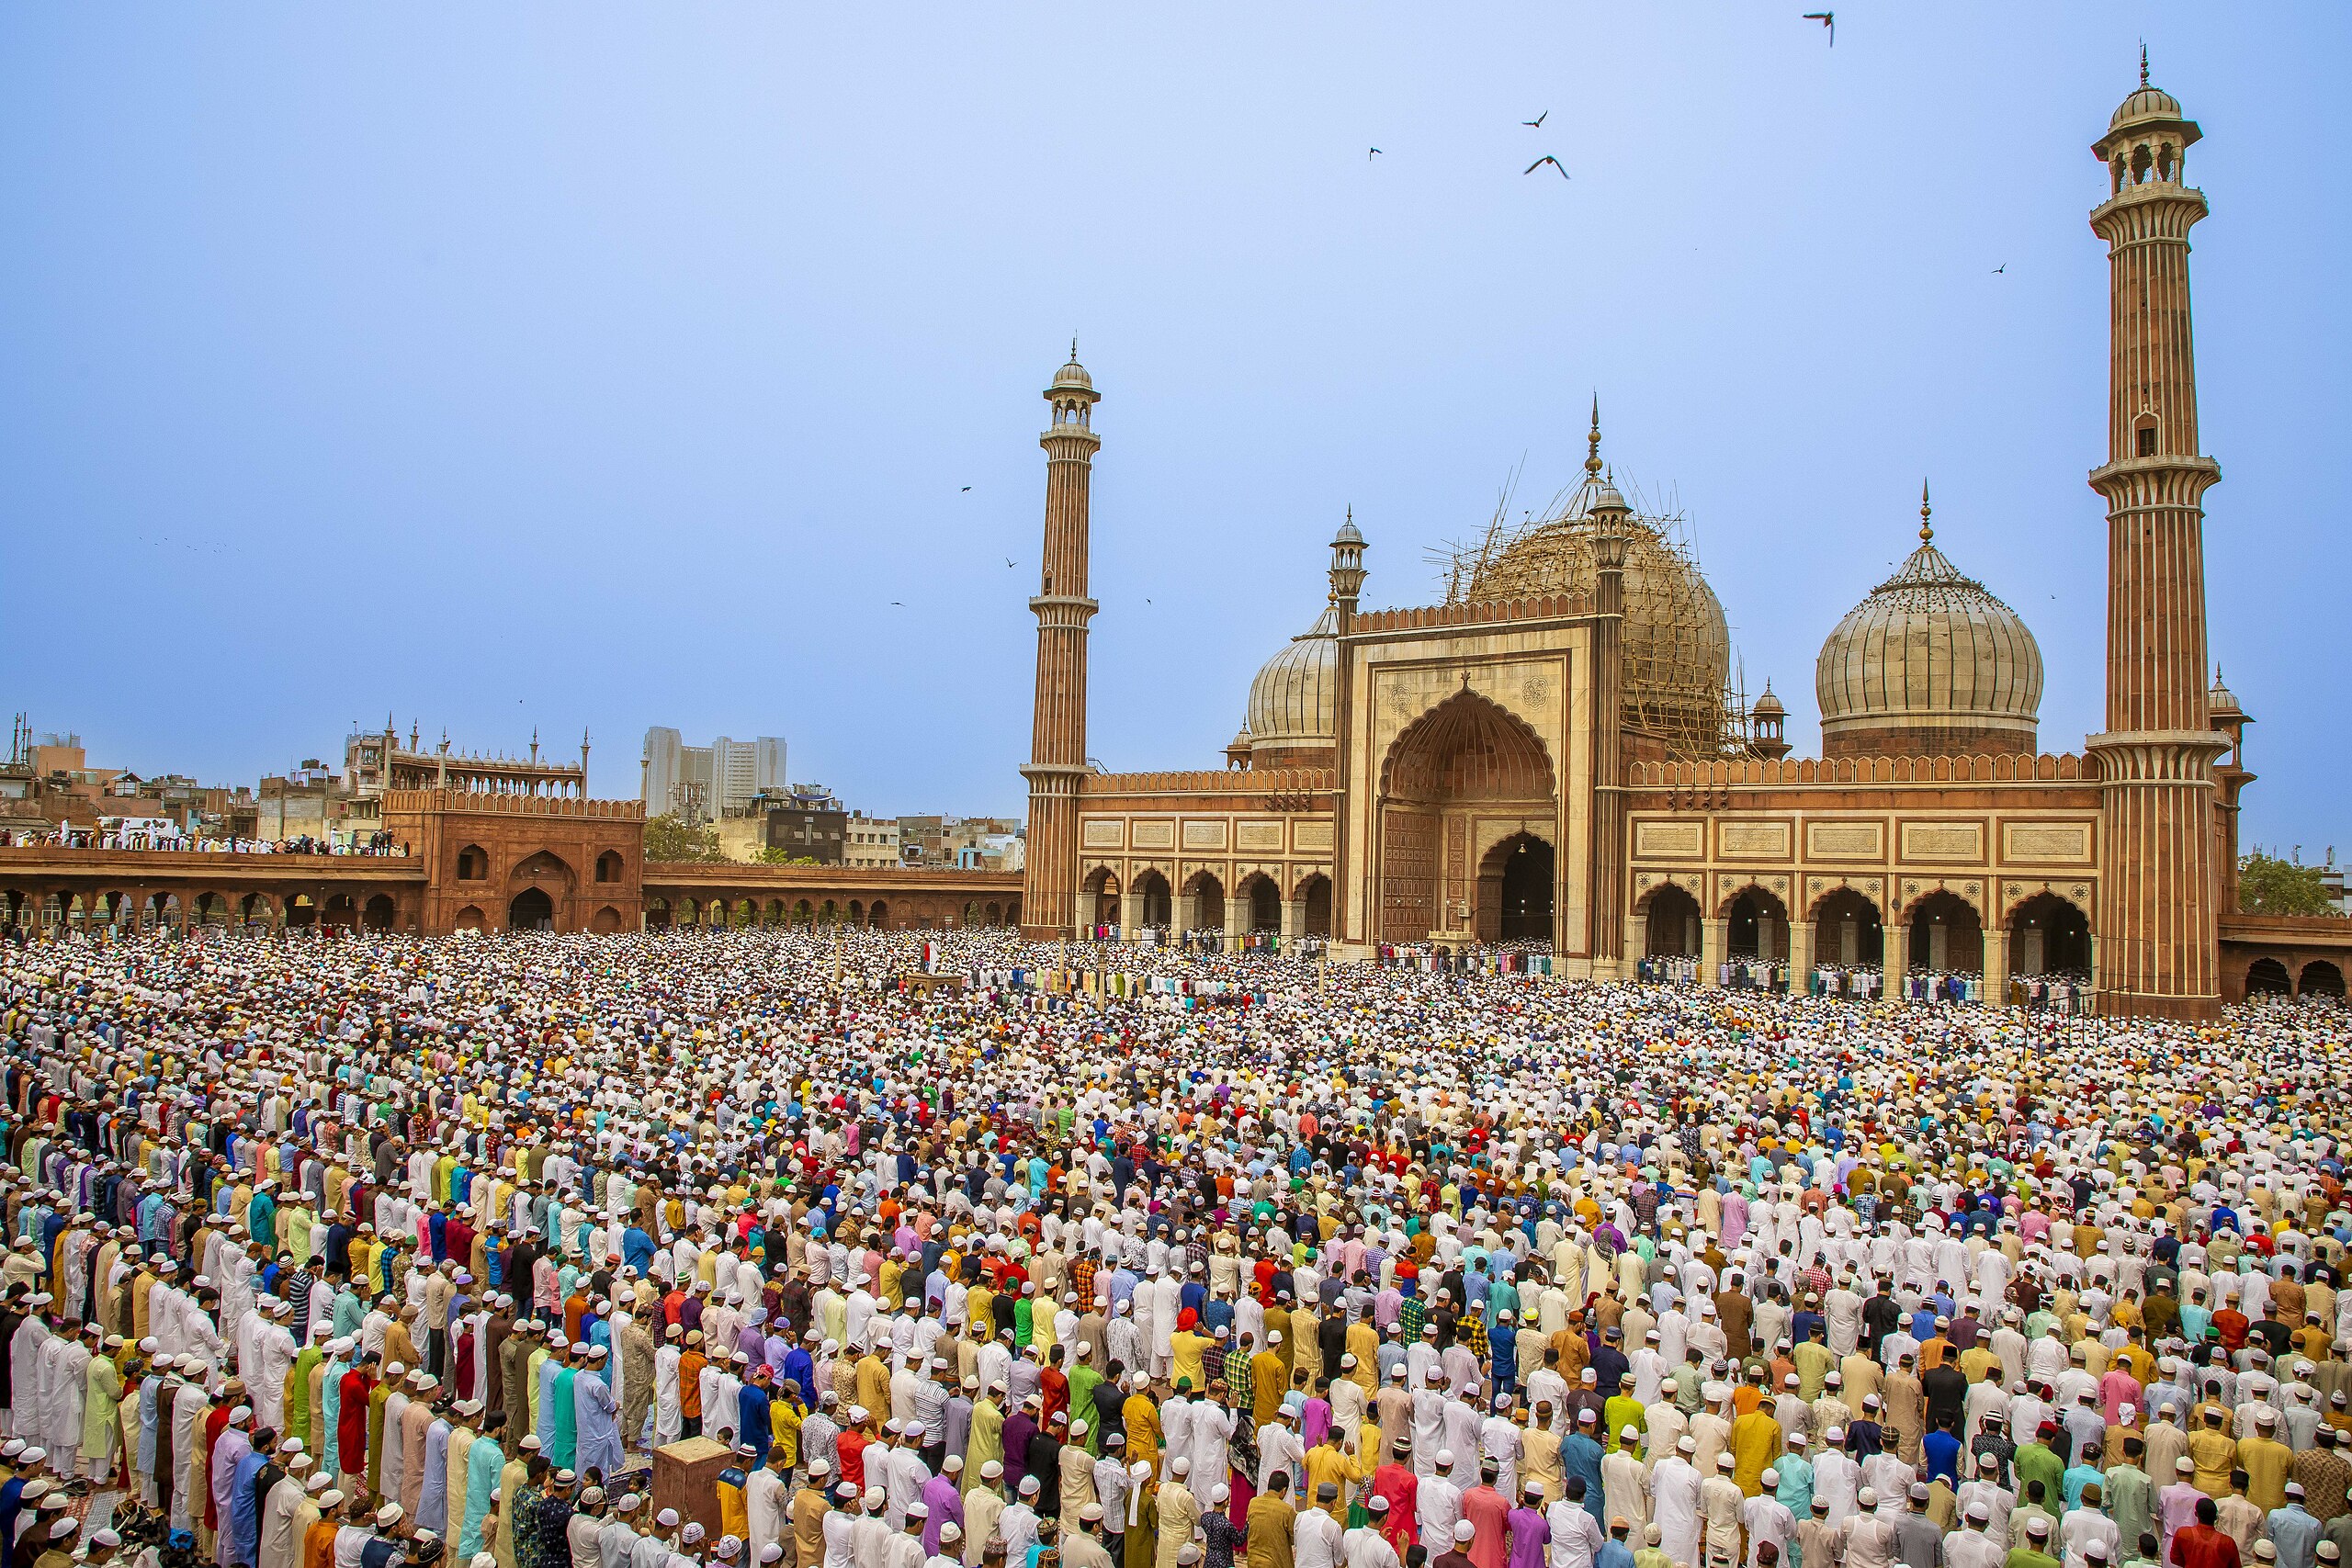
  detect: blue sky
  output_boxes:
[2,6,2345,855]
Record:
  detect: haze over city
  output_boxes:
[2,6,2345,852]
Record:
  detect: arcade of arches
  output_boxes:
[1080,865,1329,940]
[1638,880,2105,995]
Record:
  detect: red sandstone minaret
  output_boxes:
[2087,53,2229,1020]
[1020,346,1101,938]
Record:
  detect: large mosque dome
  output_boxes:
[1454,473,1736,761]
[1241,605,1340,766]
[1815,489,2042,759]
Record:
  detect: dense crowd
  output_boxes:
[0,926,2346,1568]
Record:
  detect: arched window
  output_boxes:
[595,851,625,883]
[457,845,490,881]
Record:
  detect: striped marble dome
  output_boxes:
[1815,501,2042,752]
[1244,605,1339,755]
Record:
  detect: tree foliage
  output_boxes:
[644,813,722,863]
[2238,852,2340,917]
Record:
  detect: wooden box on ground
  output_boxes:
[651,1438,731,1537]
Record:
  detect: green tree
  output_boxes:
[644,813,721,863]
[755,847,819,866]
[2238,851,2340,916]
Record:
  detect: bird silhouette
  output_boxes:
[1524,156,1570,180]
[960,486,972,491]
[1992,264,2007,274]
[1005,558,1017,569]
[1804,11,1834,44]
[890,601,904,607]
[1521,111,1547,128]
[1368,148,1382,161]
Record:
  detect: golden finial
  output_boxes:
[2140,41,2150,89]
[1919,479,1934,544]
[1584,394,1603,479]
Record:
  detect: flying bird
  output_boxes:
[1804,11,1834,44]
[1368,147,1382,161]
[1992,264,2007,274]
[960,486,972,491]
[1524,155,1569,180]
[890,601,904,607]
[1005,558,1017,569]
[1521,111,1547,128]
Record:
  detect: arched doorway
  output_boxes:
[1644,885,1701,956]
[591,906,623,933]
[363,895,397,931]
[1085,868,1122,930]
[1813,887,1883,967]
[2301,961,2346,998]
[1906,890,1984,975]
[868,899,889,928]
[453,905,487,932]
[1130,871,1172,932]
[323,894,358,931]
[2246,957,2290,995]
[1182,873,1226,933]
[1240,874,1281,934]
[1378,689,1558,942]
[1476,832,1555,944]
[2008,892,2090,976]
[1722,886,1789,960]
[285,894,317,929]
[1296,873,1332,938]
[509,887,555,931]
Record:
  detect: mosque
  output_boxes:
[1018,68,2301,1021]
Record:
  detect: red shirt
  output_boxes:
[2172,1525,2243,1568]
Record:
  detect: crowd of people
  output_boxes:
[0,831,407,856]
[0,923,2344,1568]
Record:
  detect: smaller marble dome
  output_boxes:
[2109,82,2182,130]
[1244,606,1340,756]
[1815,488,2043,755]
[1050,355,1092,391]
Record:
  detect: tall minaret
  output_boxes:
[1020,345,1102,938]
[1585,403,1631,977]
[2086,56,2229,1020]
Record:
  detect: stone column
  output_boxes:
[1883,920,1905,1003]
[1983,928,2010,1009]
[1788,920,1815,995]
[1281,897,1307,942]
[1701,918,1725,987]
[1623,915,1645,978]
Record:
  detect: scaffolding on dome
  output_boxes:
[1433,466,1753,761]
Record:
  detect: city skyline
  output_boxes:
[2,8,2346,845]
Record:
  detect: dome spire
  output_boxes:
[1918,479,1933,544]
[1585,394,1603,479]
[2140,40,2149,89]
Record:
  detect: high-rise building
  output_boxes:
[712,736,786,815]
[641,728,784,823]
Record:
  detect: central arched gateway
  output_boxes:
[1376,689,1558,945]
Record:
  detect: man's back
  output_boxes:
[1246,1492,1297,1568]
